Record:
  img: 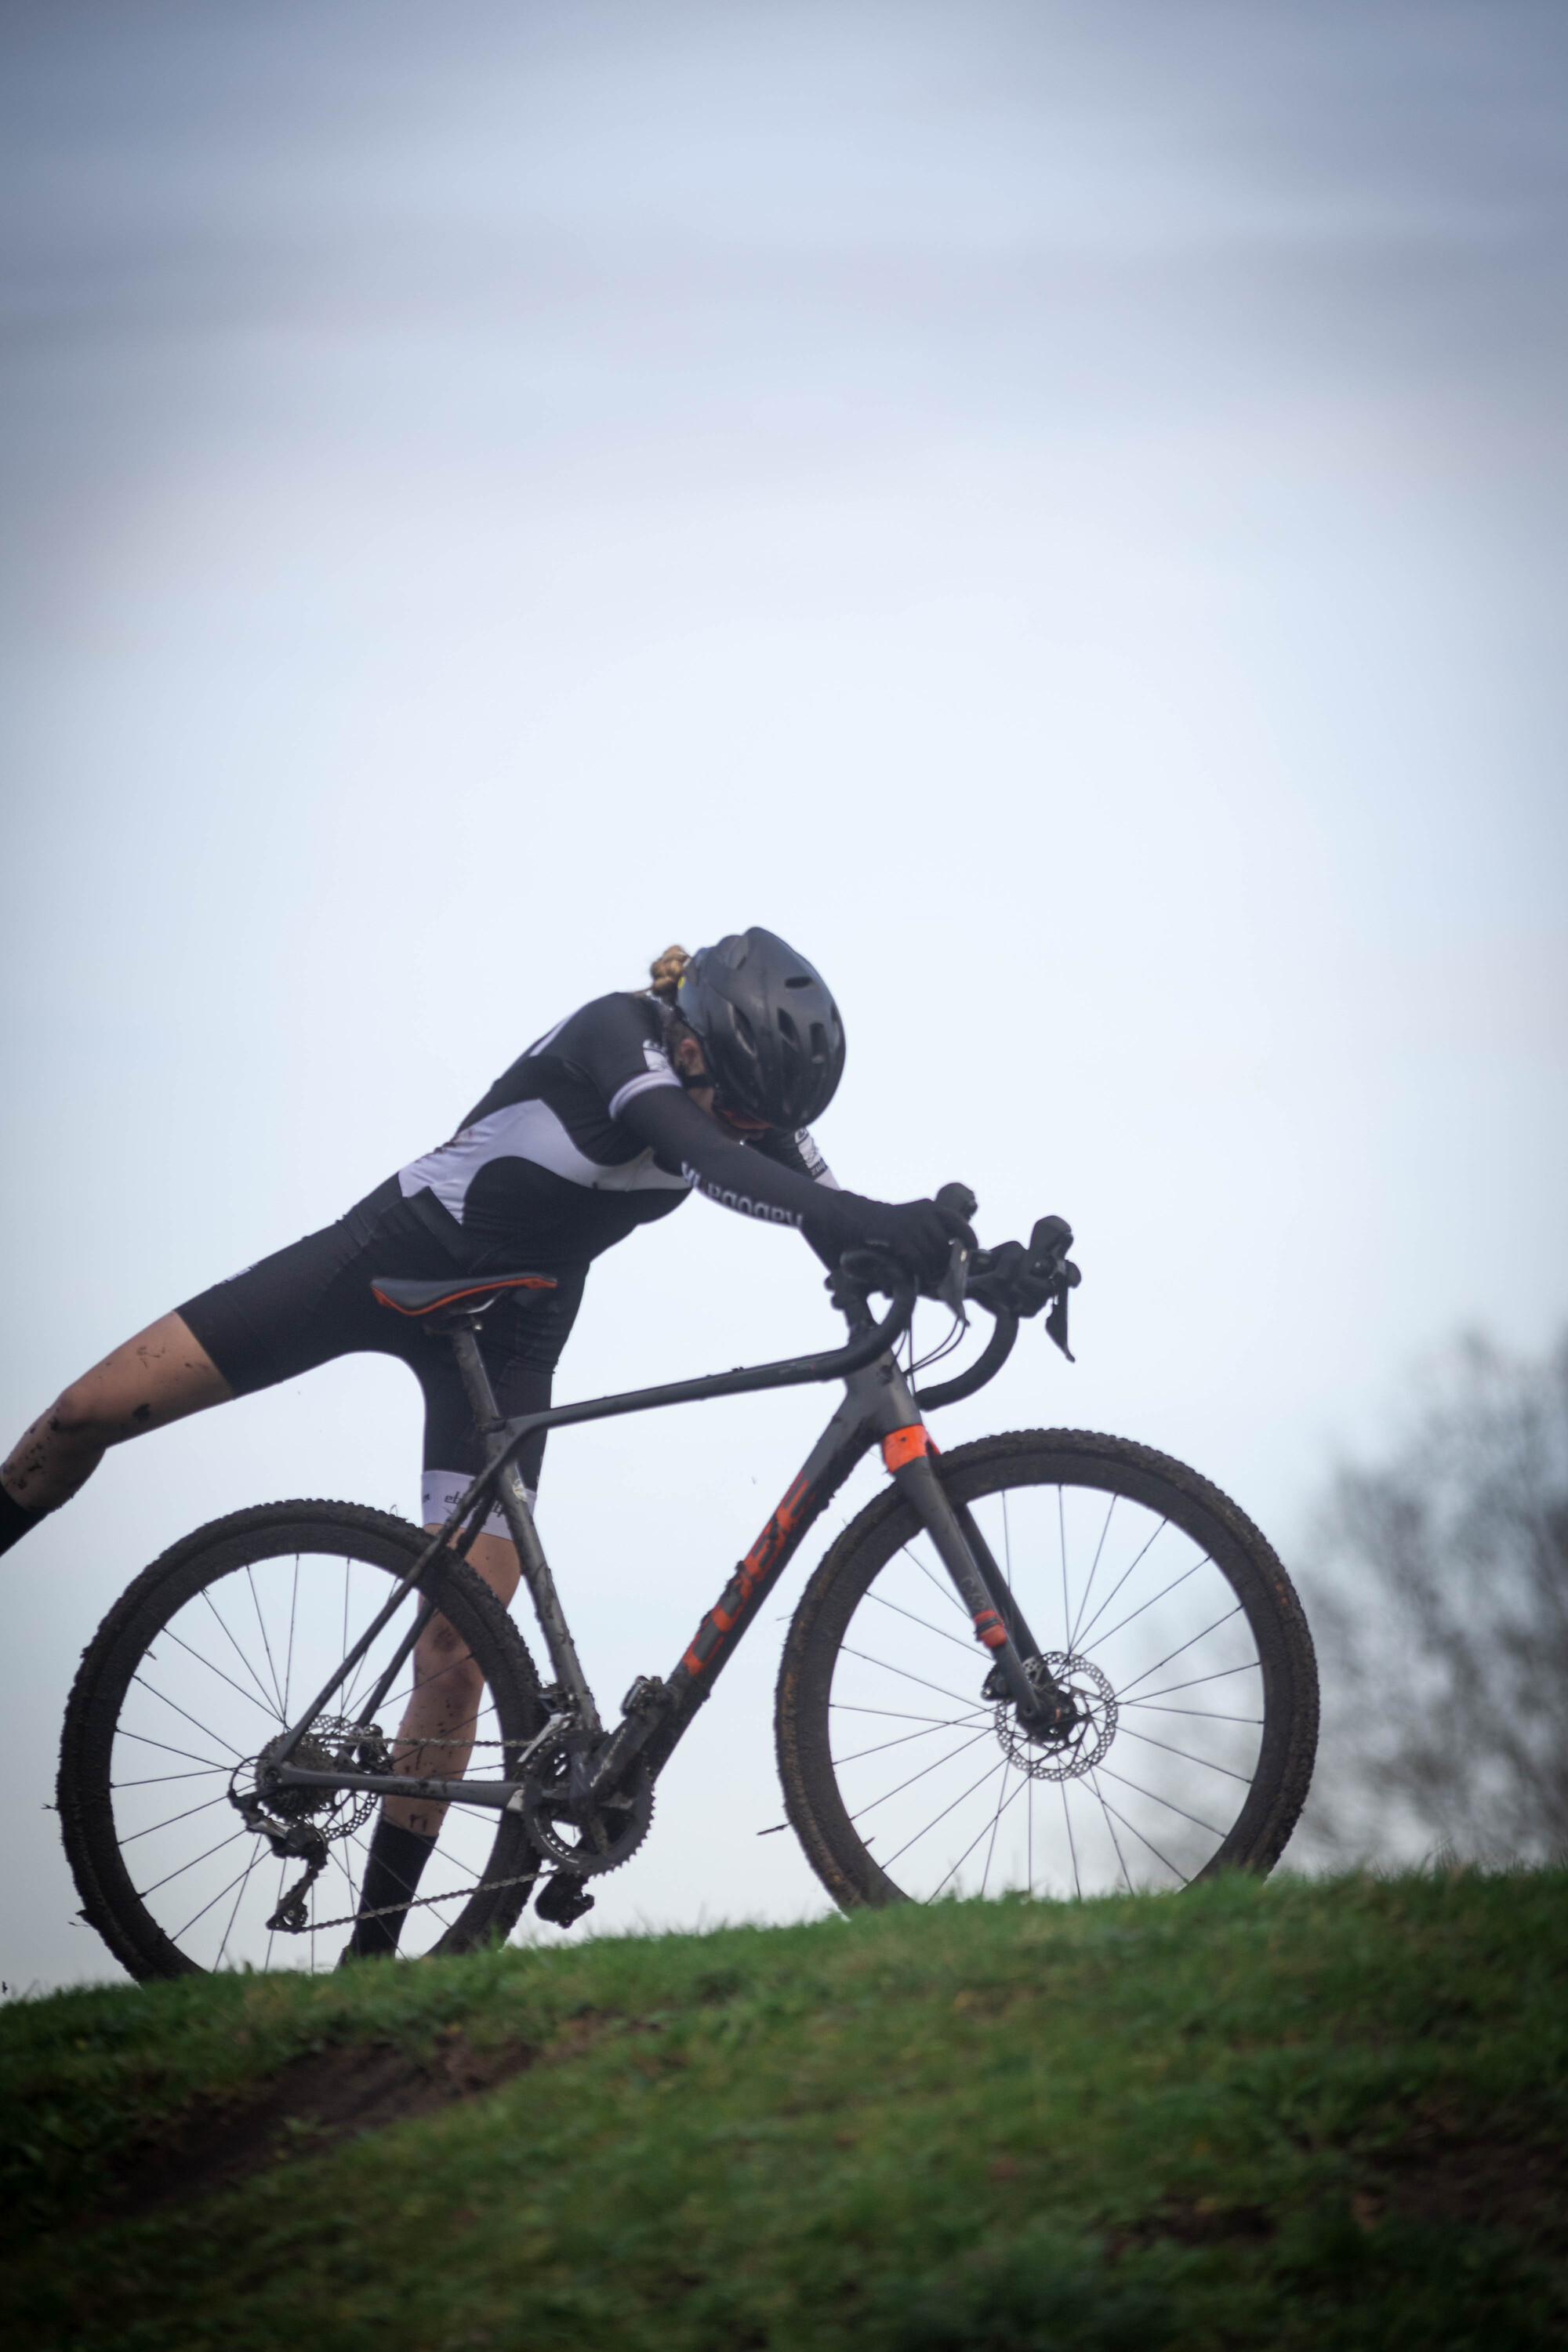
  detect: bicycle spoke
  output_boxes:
[846,1726,996,1824]
[129,1675,246,1761]
[1116,1724,1253,1782]
[1121,1699,1262,1725]
[156,1624,280,1727]
[1089,1771,1134,1893]
[980,1759,1013,1897]
[1061,1778,1082,1899]
[900,1542,969,1621]
[1090,1554,1210,1654]
[1131,1659,1259,1704]
[119,1791,232,1846]
[865,1585,985,1658]
[1091,1769,1189,1882]
[246,1566,287,1719]
[198,1584,280,1721]
[112,1766,228,1790]
[215,1842,264,1969]
[1094,1762,1227,1840]
[833,1710,991,1766]
[281,1555,299,1719]
[1114,1605,1245,1700]
[884,1754,1009,1872]
[1072,1518,1170,1650]
[170,1853,265,1948]
[927,1769,1027,1897]
[136,1823,251,1902]
[1069,1492,1118,1652]
[114,1727,234,1772]
[830,1700,980,1727]
[838,1646,986,1714]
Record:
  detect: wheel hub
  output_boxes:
[990,1653,1116,1782]
[241,1718,386,1837]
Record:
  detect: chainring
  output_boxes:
[520,1750,654,1876]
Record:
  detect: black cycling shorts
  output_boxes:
[178,1176,586,1519]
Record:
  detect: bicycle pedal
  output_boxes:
[535,1872,596,1928]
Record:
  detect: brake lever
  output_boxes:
[935,1235,971,1321]
[1026,1214,1080,1363]
[1045,1281,1076,1362]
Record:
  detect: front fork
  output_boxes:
[863,1362,1073,1732]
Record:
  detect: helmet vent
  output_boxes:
[677,927,844,1128]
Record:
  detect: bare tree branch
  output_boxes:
[1293,1330,1568,1866]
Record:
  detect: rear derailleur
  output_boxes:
[227,1795,331,1934]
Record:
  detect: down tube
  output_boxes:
[641,1389,877,1776]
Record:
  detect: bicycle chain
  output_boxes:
[293,1866,546,1937]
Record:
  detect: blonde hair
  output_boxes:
[647,944,691,1004]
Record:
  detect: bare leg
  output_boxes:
[2,1312,233,1512]
[383,1526,521,1835]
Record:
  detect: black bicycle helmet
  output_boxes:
[676,927,846,1130]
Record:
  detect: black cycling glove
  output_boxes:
[855,1199,978,1293]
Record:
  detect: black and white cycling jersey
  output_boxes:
[179,989,886,1530]
[396,993,847,1268]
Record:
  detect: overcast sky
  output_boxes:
[2,0,1565,1987]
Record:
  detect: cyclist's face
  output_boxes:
[671,1030,716,1111]
[670,1030,772,1137]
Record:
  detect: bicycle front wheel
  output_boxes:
[776,1431,1318,1909]
[60,1501,545,1980]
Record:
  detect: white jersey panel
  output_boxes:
[398,1097,688,1225]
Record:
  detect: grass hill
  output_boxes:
[2,1869,1565,2350]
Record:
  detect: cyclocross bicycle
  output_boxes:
[58,1200,1319,1979]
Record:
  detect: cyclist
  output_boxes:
[2,930,972,1951]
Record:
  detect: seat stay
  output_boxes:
[447,1324,604,1733]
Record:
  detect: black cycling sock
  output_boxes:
[0,1485,49,1560]
[348,1817,438,1958]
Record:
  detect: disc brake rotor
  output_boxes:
[993,1653,1117,1783]
[235,1717,387,1838]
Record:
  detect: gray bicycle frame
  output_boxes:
[263,1274,1047,1821]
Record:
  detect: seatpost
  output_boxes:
[447,1319,602,1733]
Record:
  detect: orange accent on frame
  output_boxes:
[881,1425,933,1473]
[972,1609,1007,1650]
[678,1470,817,1679]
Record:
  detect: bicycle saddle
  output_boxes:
[370,1272,557,1319]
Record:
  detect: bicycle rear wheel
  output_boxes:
[60,1501,544,1980]
[777,1430,1317,1908]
